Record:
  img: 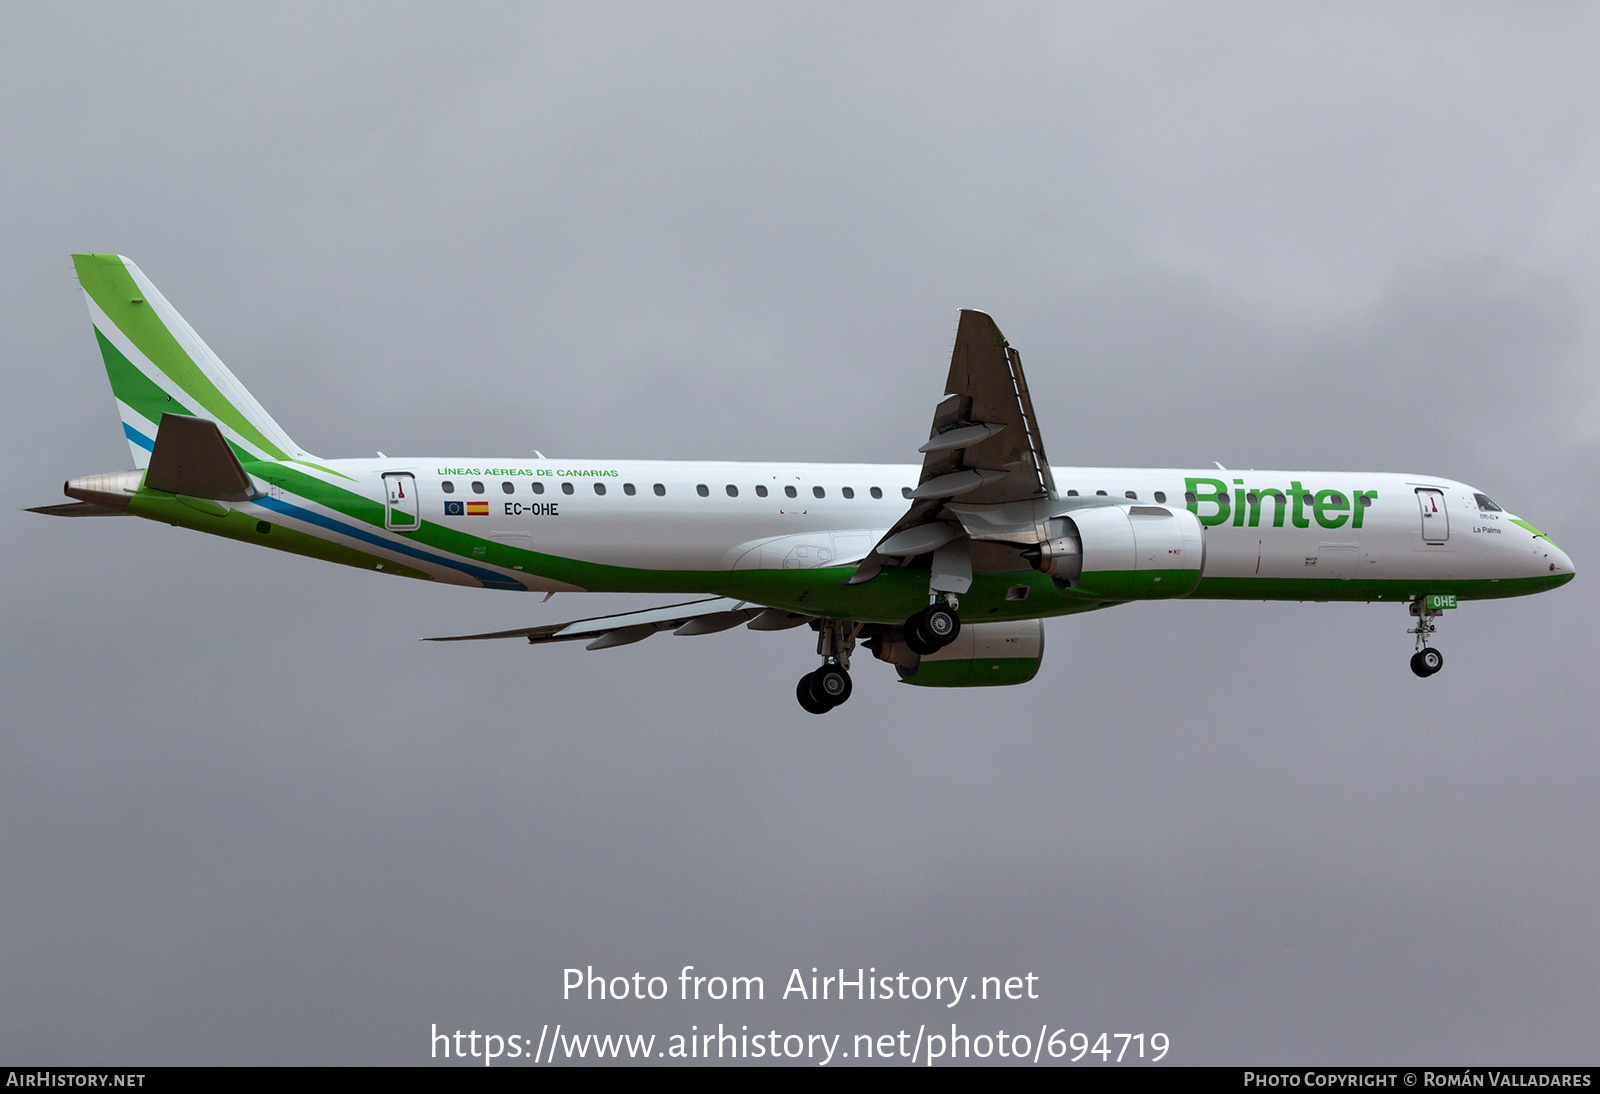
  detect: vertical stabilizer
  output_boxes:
[72,254,309,467]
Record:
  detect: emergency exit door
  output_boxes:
[384,472,419,531]
[1416,488,1448,543]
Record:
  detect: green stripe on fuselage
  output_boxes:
[126,491,432,580]
[1190,573,1572,601]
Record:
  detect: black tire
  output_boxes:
[1418,647,1443,676]
[810,665,852,707]
[796,672,832,714]
[903,612,940,655]
[923,603,960,647]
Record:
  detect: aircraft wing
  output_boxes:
[916,308,1054,505]
[425,596,812,649]
[852,309,1055,583]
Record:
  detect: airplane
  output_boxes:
[32,254,1575,712]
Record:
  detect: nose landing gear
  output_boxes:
[1408,598,1445,678]
[1410,647,1444,677]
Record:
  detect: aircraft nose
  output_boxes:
[1547,541,1575,578]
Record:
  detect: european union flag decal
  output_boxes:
[444,500,464,516]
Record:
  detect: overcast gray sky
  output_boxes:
[3,2,1599,1065]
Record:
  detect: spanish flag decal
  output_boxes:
[466,501,489,516]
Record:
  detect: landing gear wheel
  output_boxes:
[796,672,832,714]
[809,664,852,707]
[1410,647,1444,678]
[923,603,960,645]
[903,604,961,654]
[903,612,939,655]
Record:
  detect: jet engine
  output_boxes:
[1023,504,1205,599]
[887,619,1045,688]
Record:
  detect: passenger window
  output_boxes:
[842,487,854,499]
[756,485,768,497]
[532,481,544,495]
[785,486,797,498]
[1095,490,1107,497]
[502,481,514,494]
[813,486,825,499]
[561,482,574,495]
[1184,491,1197,504]
[1154,491,1166,503]
[441,480,455,494]
[697,484,709,497]
[870,487,882,499]
[594,482,606,496]
[471,481,485,494]
[1246,492,1258,505]
[1066,489,1078,496]
[654,483,666,496]
[623,483,636,496]
[1360,495,1373,507]
[1125,491,1137,499]
[726,484,738,497]
[902,487,912,499]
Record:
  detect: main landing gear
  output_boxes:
[903,598,961,656]
[792,601,965,713]
[797,620,862,714]
[1408,598,1445,678]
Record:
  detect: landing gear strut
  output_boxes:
[796,620,861,714]
[903,597,961,656]
[1408,598,1445,678]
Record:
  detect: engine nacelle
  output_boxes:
[1025,504,1204,599]
[891,619,1044,688]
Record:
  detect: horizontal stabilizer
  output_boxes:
[26,501,128,517]
[144,413,254,500]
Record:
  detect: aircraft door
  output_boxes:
[1416,488,1448,543]
[384,473,419,531]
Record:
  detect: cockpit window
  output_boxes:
[1474,493,1503,512]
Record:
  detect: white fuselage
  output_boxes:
[310,458,1569,594]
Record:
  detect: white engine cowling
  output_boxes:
[1026,505,1204,598]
